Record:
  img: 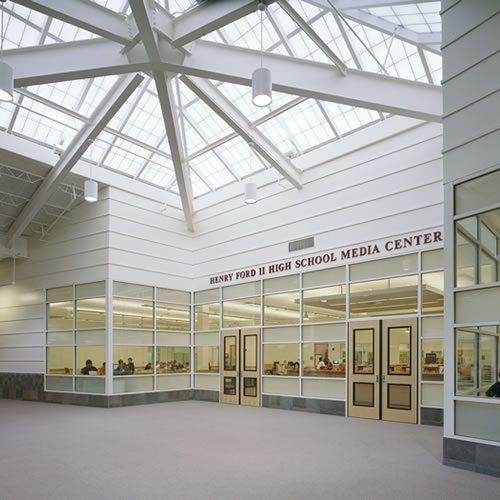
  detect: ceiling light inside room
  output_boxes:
[244,182,257,204]
[252,2,272,107]
[0,0,13,102]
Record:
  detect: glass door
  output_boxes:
[220,329,261,407]
[381,318,418,424]
[348,321,380,420]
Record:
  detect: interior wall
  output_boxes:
[0,189,112,373]
[192,119,444,289]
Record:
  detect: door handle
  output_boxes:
[382,375,386,383]
[376,375,379,383]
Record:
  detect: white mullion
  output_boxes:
[105,279,113,395]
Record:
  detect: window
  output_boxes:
[302,342,346,377]
[263,344,299,376]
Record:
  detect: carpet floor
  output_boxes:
[0,399,498,500]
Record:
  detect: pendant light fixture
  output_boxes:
[244,182,257,204]
[0,0,13,102]
[84,138,98,203]
[252,2,272,107]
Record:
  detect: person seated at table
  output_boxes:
[81,359,97,375]
[486,372,500,398]
[316,357,326,370]
[114,359,127,375]
[327,360,333,370]
[126,357,135,374]
[144,362,152,371]
[97,362,106,376]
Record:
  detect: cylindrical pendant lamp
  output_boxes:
[252,67,272,107]
[244,182,257,204]
[84,179,98,203]
[0,60,13,102]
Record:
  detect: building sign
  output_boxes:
[208,230,442,286]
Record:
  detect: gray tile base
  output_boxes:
[0,373,45,402]
[443,437,500,478]
[262,394,345,416]
[420,407,443,426]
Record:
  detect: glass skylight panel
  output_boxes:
[366,3,441,33]
[256,118,298,157]
[213,11,280,51]
[2,6,44,49]
[188,151,235,190]
[190,170,211,198]
[121,90,165,147]
[179,117,206,156]
[184,99,233,143]
[213,137,265,179]
[26,81,89,115]
[168,0,198,17]
[289,31,330,64]
[78,76,119,117]
[321,102,379,136]
[289,0,324,20]
[264,99,335,152]
[83,131,115,164]
[138,158,175,188]
[48,19,96,42]
[0,94,19,129]
[91,0,128,12]
[103,138,152,177]
[12,96,82,149]
[424,50,442,84]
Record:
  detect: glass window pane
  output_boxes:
[75,329,105,345]
[353,329,373,374]
[224,336,237,371]
[76,281,105,298]
[303,266,345,288]
[75,377,105,394]
[195,346,219,373]
[223,281,261,300]
[262,377,299,395]
[480,252,497,284]
[353,382,374,407]
[194,374,219,389]
[387,384,411,410]
[350,254,417,281]
[113,329,154,344]
[456,287,500,324]
[480,334,497,388]
[244,335,257,371]
[303,323,345,341]
[46,346,73,375]
[47,286,73,302]
[388,327,411,375]
[302,342,346,377]
[47,301,73,330]
[157,375,190,390]
[262,326,299,342]
[76,297,106,329]
[421,316,443,337]
[421,383,444,406]
[422,249,443,271]
[156,303,190,331]
[455,170,500,215]
[194,288,220,304]
[481,223,497,254]
[422,272,444,314]
[194,332,219,345]
[156,346,190,373]
[303,286,346,322]
[456,329,477,396]
[113,346,153,375]
[349,275,418,318]
[263,344,299,376]
[194,302,220,331]
[222,297,261,328]
[302,379,345,399]
[157,331,190,345]
[455,401,500,442]
[47,331,72,345]
[113,282,153,299]
[263,292,300,326]
[113,298,153,329]
[455,230,476,287]
[46,376,73,392]
[76,346,105,376]
[113,376,154,393]
[263,274,299,293]
[422,339,444,381]
[157,288,190,304]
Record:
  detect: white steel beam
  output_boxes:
[326,0,438,7]
[181,76,302,190]
[170,0,277,48]
[130,0,194,231]
[11,0,132,45]
[277,0,347,74]
[6,74,144,247]
[176,41,442,122]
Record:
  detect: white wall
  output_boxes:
[192,118,443,289]
[0,190,112,373]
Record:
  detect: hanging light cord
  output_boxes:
[260,5,263,69]
[1,1,4,59]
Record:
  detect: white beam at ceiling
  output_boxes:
[5,38,442,122]
[130,0,194,231]
[326,0,439,8]
[11,0,132,45]
[181,76,302,190]
[277,0,347,74]
[6,74,144,247]
[177,41,442,122]
[169,0,277,48]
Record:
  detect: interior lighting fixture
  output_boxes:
[252,2,272,107]
[0,0,13,102]
[244,182,257,204]
[84,138,98,202]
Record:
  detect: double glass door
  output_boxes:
[221,329,260,407]
[348,319,418,424]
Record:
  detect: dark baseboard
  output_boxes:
[262,394,345,416]
[420,407,443,426]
